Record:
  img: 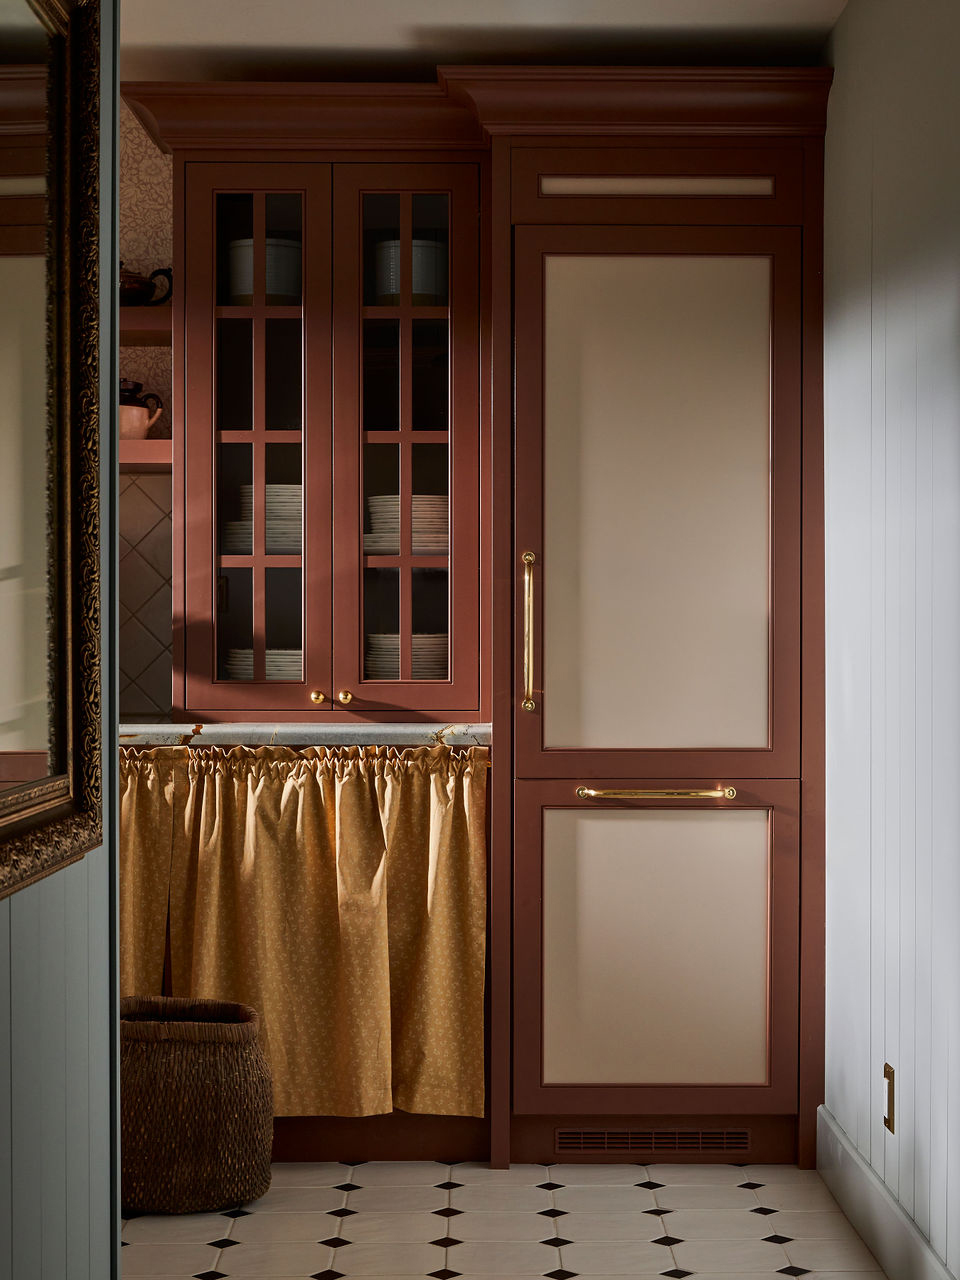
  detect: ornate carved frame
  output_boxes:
[0,0,102,898]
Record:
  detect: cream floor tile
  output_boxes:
[339,1211,449,1243]
[119,1242,220,1275]
[228,1210,345,1242]
[666,1207,777,1239]
[655,1182,762,1209]
[757,1180,842,1210]
[121,1212,230,1243]
[350,1160,450,1185]
[774,1209,865,1238]
[446,1210,557,1241]
[447,1240,560,1272]
[560,1239,675,1272]
[805,1273,887,1278]
[216,1239,335,1274]
[673,1237,792,1271]
[554,1184,656,1212]
[346,1184,448,1212]
[453,1161,551,1184]
[268,1161,352,1188]
[331,1240,446,1273]
[552,1210,665,1241]
[244,1185,348,1212]
[742,1163,824,1183]
[646,1162,750,1184]
[548,1162,649,1185]
[451,1184,552,1212]
[784,1235,883,1270]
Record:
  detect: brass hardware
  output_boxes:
[309,690,326,704]
[338,689,354,705]
[883,1063,895,1134]
[576,786,737,801]
[522,551,536,712]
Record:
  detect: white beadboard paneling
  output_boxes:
[10,884,44,1280]
[824,0,960,1276]
[0,898,10,1278]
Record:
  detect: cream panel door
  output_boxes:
[542,807,770,1085]
[542,254,771,750]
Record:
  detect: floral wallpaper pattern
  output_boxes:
[119,98,172,277]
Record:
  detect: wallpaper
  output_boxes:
[119,98,172,277]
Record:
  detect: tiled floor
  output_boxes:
[121,1160,889,1279]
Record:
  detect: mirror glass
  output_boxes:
[0,0,50,794]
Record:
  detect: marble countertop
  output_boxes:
[118,722,491,747]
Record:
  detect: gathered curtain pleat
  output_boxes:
[119,744,488,1118]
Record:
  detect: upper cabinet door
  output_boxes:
[331,165,480,714]
[514,225,802,779]
[182,163,332,714]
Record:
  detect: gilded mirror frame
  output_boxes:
[0,0,102,897]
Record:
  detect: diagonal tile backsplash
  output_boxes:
[119,473,172,722]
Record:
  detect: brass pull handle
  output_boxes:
[309,690,326,704]
[521,551,536,712]
[338,689,353,705]
[576,786,737,800]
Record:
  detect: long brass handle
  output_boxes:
[521,551,536,712]
[576,786,737,800]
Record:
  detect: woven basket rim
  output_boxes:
[120,995,260,1043]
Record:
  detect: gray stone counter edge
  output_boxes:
[118,722,492,747]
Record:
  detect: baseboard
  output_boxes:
[817,1107,957,1280]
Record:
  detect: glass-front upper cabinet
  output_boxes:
[177,161,479,719]
[332,166,479,714]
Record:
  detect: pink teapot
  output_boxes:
[118,379,163,440]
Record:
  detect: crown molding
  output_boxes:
[0,67,47,138]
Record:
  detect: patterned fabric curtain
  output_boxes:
[119,745,488,1118]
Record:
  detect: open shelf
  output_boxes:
[119,304,172,346]
[119,438,172,473]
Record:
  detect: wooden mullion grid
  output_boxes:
[251,194,267,683]
[219,429,301,445]
[215,304,301,321]
[362,304,448,321]
[398,194,414,681]
[364,555,448,569]
[364,429,448,446]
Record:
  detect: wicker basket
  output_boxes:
[120,995,273,1214]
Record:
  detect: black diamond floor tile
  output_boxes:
[636,1180,665,1189]
[429,1236,462,1247]
[333,1182,361,1192]
[537,1181,564,1190]
[777,1269,811,1277]
[329,1207,356,1218]
[751,1205,778,1214]
[739,1180,765,1189]
[539,1207,567,1217]
[311,1272,344,1280]
[320,1236,351,1248]
[652,1234,683,1247]
[220,1207,251,1218]
[764,1234,794,1244]
[435,1181,463,1190]
[193,1273,227,1280]
[540,1236,573,1247]
[433,1206,464,1217]
[544,1270,578,1280]
[661,1271,693,1279]
[643,1206,674,1215]
[205,1238,237,1248]
[346,1160,367,1166]
[120,1240,128,1246]
[428,1270,462,1280]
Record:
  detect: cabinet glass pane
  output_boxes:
[411,193,449,306]
[264,444,302,555]
[542,808,769,1084]
[363,319,399,430]
[216,568,253,680]
[363,193,401,306]
[265,319,302,430]
[264,193,303,305]
[217,443,253,556]
[412,319,448,431]
[411,444,448,555]
[264,568,302,680]
[363,444,400,555]
[216,320,252,430]
[216,193,253,306]
[542,255,771,749]
[364,568,399,680]
[412,568,448,680]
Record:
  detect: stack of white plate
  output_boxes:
[364,493,448,555]
[222,648,302,680]
[364,633,448,680]
[221,484,302,554]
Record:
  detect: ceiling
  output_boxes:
[119,0,848,82]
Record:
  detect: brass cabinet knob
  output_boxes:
[309,690,326,704]
[338,689,353,705]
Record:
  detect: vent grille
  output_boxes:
[556,1128,751,1154]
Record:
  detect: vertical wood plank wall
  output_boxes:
[823,0,960,1274]
[0,2,117,1274]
